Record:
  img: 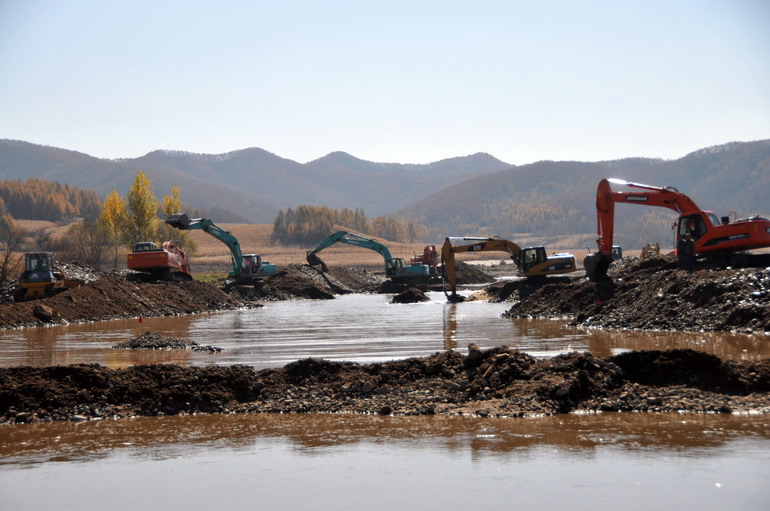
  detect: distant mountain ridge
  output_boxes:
[1,138,768,249]
[397,139,770,248]
[0,140,511,222]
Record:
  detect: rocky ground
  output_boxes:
[1,346,768,424]
[498,255,770,333]
[0,278,243,329]
[1,257,768,423]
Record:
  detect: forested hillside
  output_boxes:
[0,178,102,221]
[2,138,768,250]
[271,205,425,246]
[398,140,770,249]
[0,140,510,222]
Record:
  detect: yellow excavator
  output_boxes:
[441,236,577,300]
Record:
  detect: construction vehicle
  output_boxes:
[640,242,660,259]
[13,252,83,302]
[127,241,192,281]
[165,213,276,280]
[585,178,770,281]
[306,231,431,283]
[411,244,441,274]
[441,236,577,299]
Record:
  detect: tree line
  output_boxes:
[0,172,192,281]
[271,205,427,246]
[0,178,102,222]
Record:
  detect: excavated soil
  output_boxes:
[0,262,491,328]
[0,278,242,329]
[112,331,222,353]
[1,347,768,423]
[500,255,770,333]
[225,264,382,301]
[2,258,769,423]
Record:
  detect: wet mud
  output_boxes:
[1,347,768,424]
[0,278,242,329]
[0,262,490,328]
[1,258,768,423]
[500,255,770,333]
[112,331,222,353]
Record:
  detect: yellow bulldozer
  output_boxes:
[12,252,83,302]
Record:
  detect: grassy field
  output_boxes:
[184,224,608,276]
[186,224,444,274]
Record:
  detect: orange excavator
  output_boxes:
[127,240,192,281]
[585,178,770,281]
[411,245,440,274]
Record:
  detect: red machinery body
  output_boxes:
[411,245,440,269]
[127,241,191,279]
[589,178,770,279]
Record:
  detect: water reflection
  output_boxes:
[2,413,769,466]
[0,292,768,369]
[2,413,769,511]
[443,303,458,351]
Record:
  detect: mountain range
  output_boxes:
[0,140,510,222]
[1,138,769,248]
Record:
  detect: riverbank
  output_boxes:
[0,262,492,329]
[495,255,770,333]
[1,347,768,424]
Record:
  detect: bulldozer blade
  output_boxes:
[166,213,190,230]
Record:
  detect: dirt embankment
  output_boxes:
[0,278,243,329]
[498,255,770,333]
[1,347,768,424]
[0,264,397,329]
[225,264,383,301]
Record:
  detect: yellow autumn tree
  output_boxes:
[162,185,182,218]
[159,185,196,254]
[100,188,128,267]
[125,171,159,246]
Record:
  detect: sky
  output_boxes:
[1,0,769,165]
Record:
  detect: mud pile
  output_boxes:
[453,261,495,285]
[112,331,222,352]
[392,287,430,304]
[226,264,382,301]
[502,256,770,333]
[0,278,241,329]
[2,347,768,423]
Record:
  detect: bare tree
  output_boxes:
[63,220,111,270]
[0,215,26,283]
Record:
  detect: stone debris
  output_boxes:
[501,255,770,333]
[112,331,222,352]
[1,347,768,423]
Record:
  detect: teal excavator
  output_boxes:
[306,231,430,283]
[165,214,276,280]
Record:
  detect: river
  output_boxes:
[0,292,768,368]
[1,292,769,509]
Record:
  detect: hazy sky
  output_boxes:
[1,0,768,165]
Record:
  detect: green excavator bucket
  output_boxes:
[166,213,190,230]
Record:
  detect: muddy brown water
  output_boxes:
[1,292,769,509]
[1,413,768,510]
[0,292,768,369]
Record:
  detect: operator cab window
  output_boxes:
[680,214,707,240]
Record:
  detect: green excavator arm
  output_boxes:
[166,213,244,276]
[307,231,408,277]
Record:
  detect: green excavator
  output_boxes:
[165,214,276,280]
[306,231,430,283]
